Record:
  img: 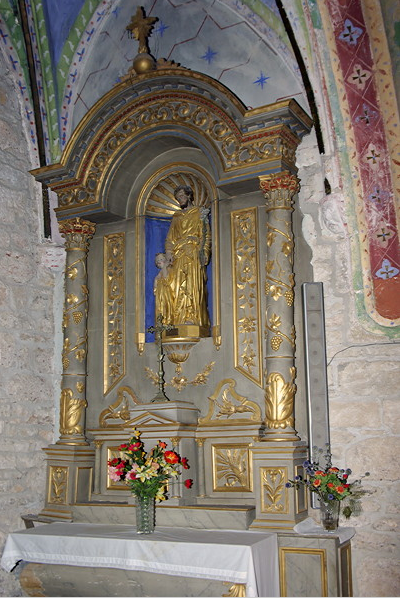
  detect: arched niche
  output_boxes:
[31,66,312,421]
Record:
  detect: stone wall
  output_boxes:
[0,54,62,597]
[298,133,400,597]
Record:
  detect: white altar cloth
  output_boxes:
[1,522,279,597]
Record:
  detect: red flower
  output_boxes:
[342,474,348,479]
[184,479,193,489]
[327,482,335,488]
[329,467,339,473]
[119,444,128,450]
[128,442,141,451]
[181,457,190,469]
[313,479,321,487]
[164,451,179,464]
[108,458,119,466]
[159,441,167,449]
[336,485,345,494]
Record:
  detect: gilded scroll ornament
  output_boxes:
[104,233,125,394]
[49,466,68,504]
[264,368,296,429]
[213,445,251,492]
[261,467,287,513]
[60,388,87,435]
[199,378,261,424]
[99,386,140,428]
[222,583,246,597]
[231,208,262,386]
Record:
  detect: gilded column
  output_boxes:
[260,172,300,441]
[58,217,96,445]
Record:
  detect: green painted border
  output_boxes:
[0,0,31,99]
[30,0,59,161]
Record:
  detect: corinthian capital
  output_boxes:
[59,218,96,250]
[259,172,300,210]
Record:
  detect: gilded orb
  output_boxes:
[133,53,156,74]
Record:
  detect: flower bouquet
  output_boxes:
[286,444,369,530]
[108,428,193,533]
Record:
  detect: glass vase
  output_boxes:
[135,494,155,534]
[320,499,340,532]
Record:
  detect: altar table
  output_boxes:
[1,522,279,597]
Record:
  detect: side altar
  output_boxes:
[12,9,353,597]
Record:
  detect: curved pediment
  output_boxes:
[31,66,312,222]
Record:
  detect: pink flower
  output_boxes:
[108,467,123,482]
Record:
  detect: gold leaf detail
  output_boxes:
[72,311,83,324]
[270,285,283,300]
[67,267,78,280]
[284,289,294,306]
[66,293,78,305]
[265,370,296,429]
[222,583,246,597]
[262,468,285,512]
[270,336,283,351]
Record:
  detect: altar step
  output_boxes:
[72,501,256,530]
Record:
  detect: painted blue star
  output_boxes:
[201,47,217,64]
[253,71,270,89]
[155,21,169,37]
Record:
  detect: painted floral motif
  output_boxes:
[375,259,399,279]
[338,19,363,45]
[347,63,372,90]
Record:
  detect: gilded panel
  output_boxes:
[48,466,69,505]
[231,208,262,386]
[279,547,327,597]
[104,233,125,394]
[212,444,252,493]
[260,466,288,513]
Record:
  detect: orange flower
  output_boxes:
[329,467,339,473]
[336,485,345,493]
[315,471,326,476]
[164,451,179,464]
[327,482,335,488]
[158,441,167,449]
[313,479,321,487]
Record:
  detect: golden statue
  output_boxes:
[153,252,173,325]
[158,185,211,330]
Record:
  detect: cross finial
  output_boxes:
[147,314,174,403]
[126,6,158,55]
